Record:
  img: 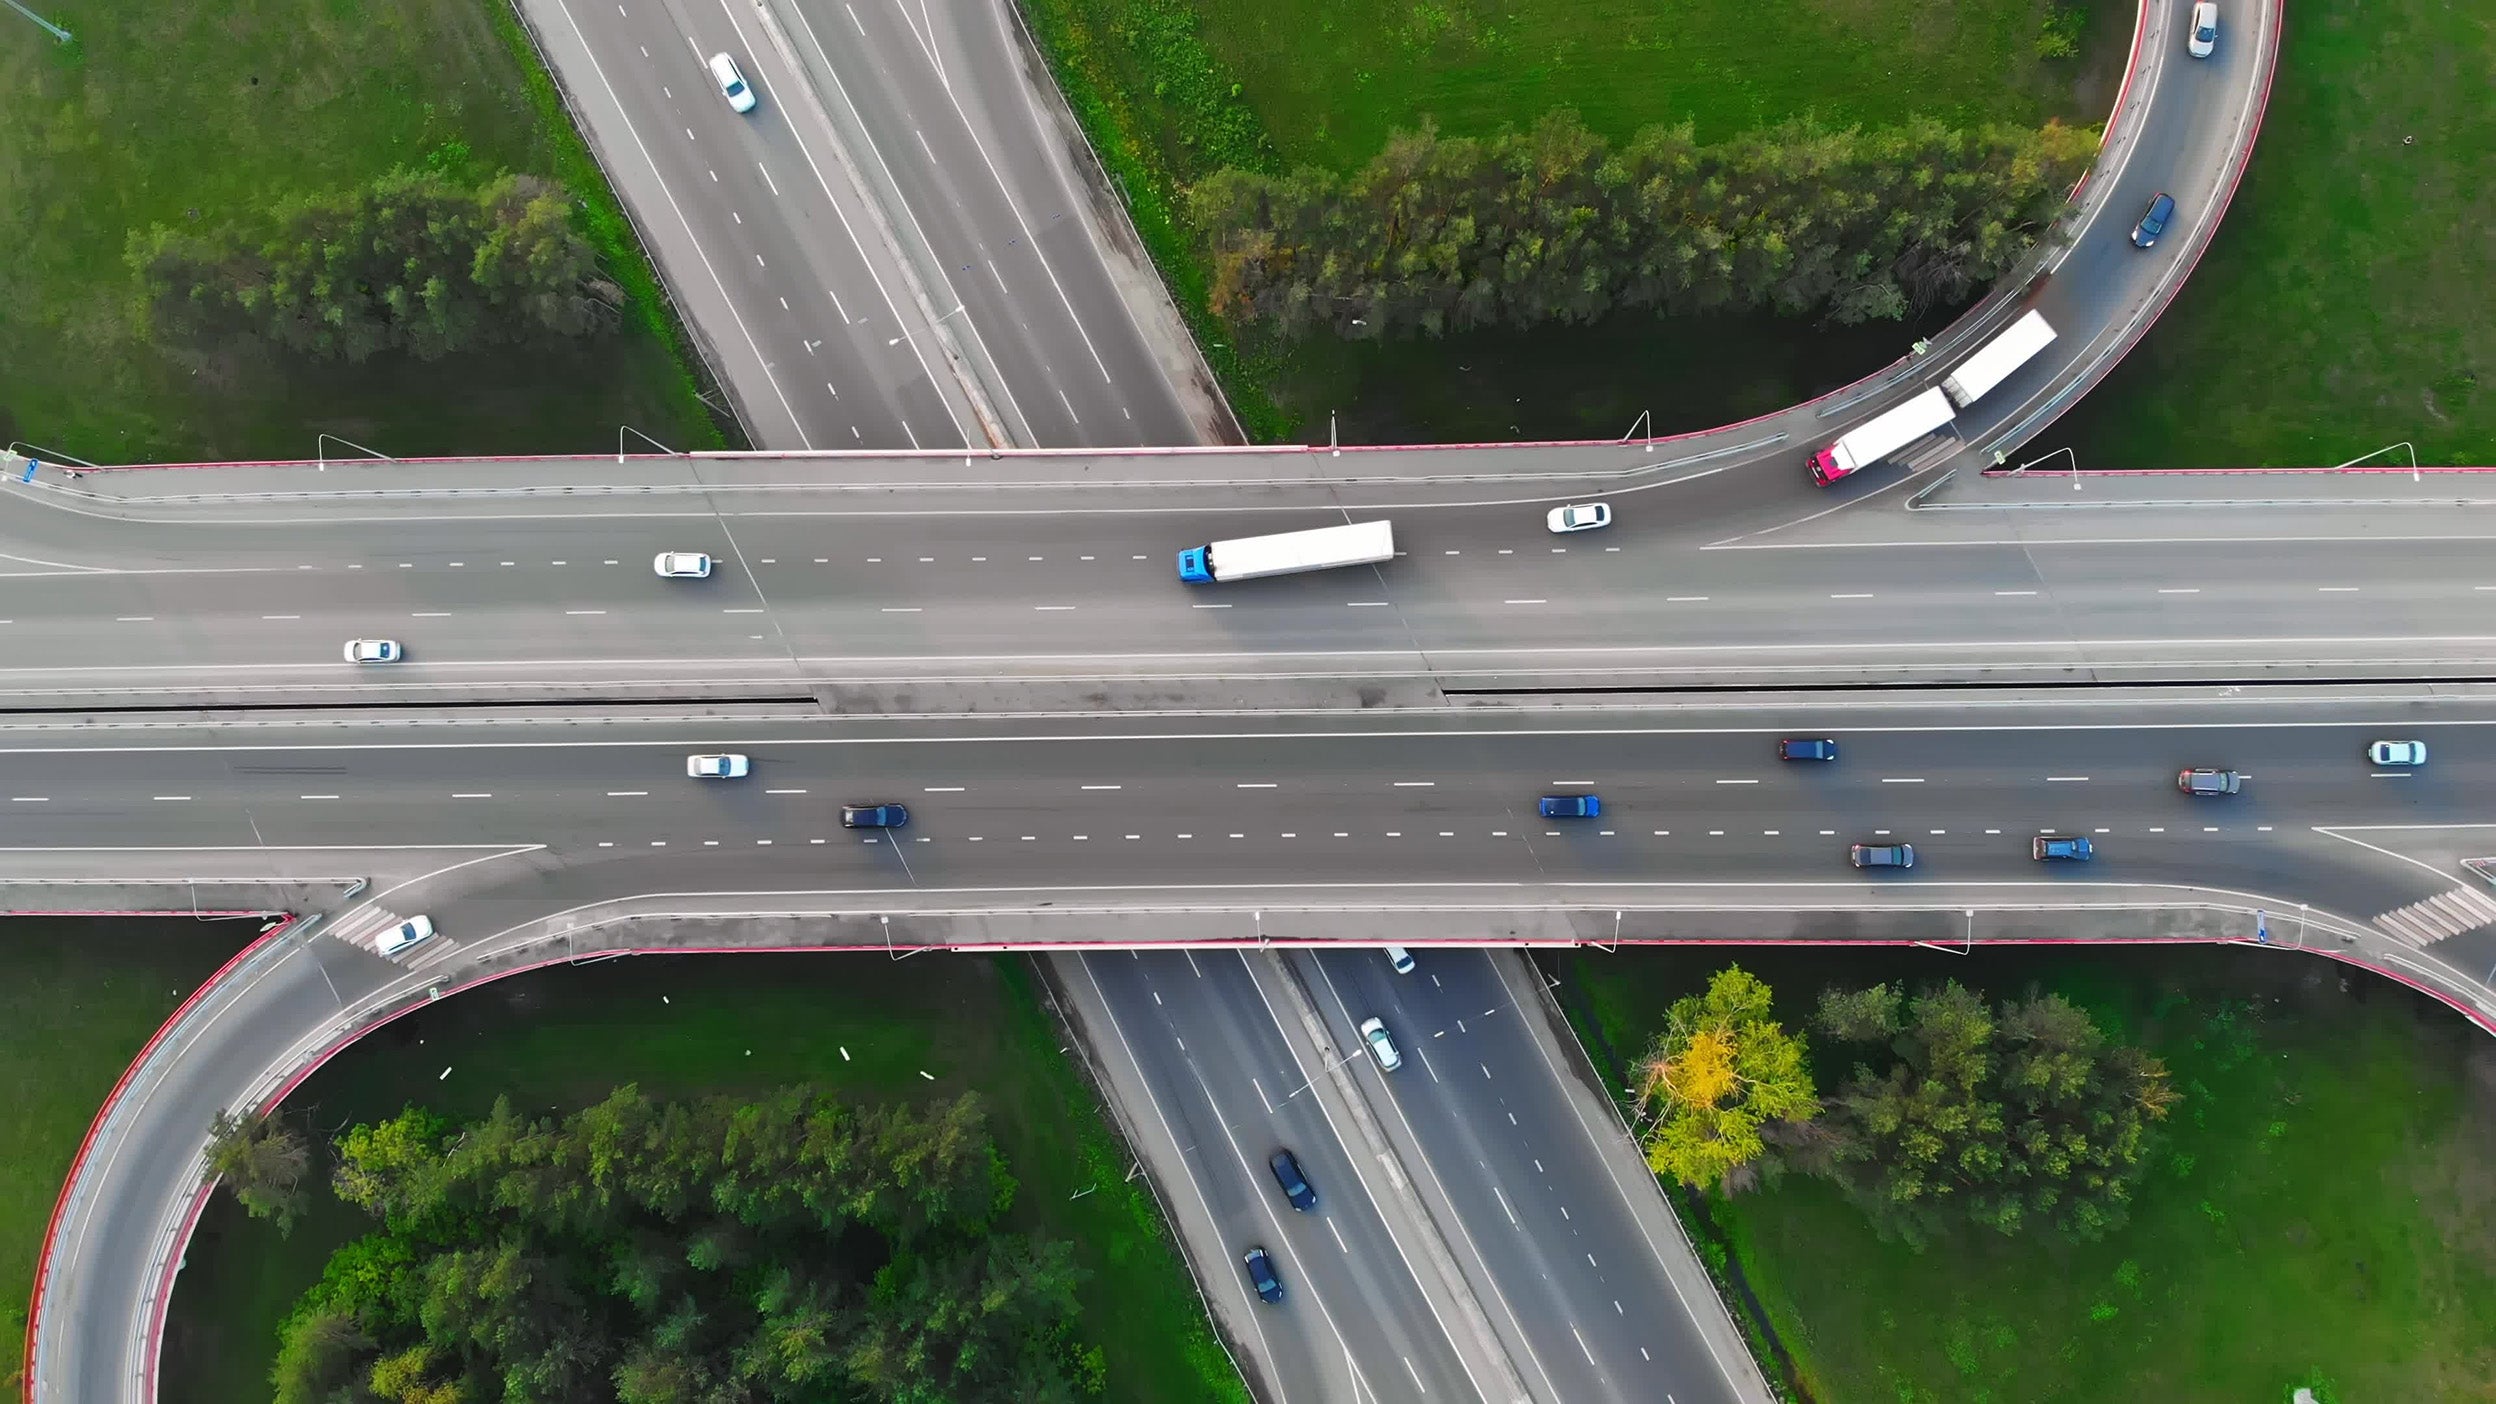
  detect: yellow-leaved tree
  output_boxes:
[1632,965,1821,1193]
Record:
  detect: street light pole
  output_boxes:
[1,0,71,42]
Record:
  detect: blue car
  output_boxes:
[1778,738,1838,762]
[2130,192,2175,248]
[2033,836,2095,861]
[1243,1246,1284,1303]
[1269,1149,1316,1210]
[1539,794,1601,819]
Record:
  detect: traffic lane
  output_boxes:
[1319,948,1747,1404]
[933,0,1204,446]
[798,0,1084,449]
[53,935,374,1404]
[1076,954,1366,1401]
[584,0,959,449]
[1166,952,1487,1399]
[1301,949,1615,1404]
[706,0,974,448]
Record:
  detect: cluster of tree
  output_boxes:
[1635,968,2178,1245]
[259,1085,1101,1404]
[129,168,619,365]
[1189,110,2098,340]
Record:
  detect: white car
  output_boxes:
[1357,1017,1403,1072]
[375,914,436,958]
[686,753,750,779]
[709,52,758,113]
[1546,502,1613,533]
[1384,945,1415,974]
[653,551,713,579]
[2186,2,2218,58]
[2368,739,2426,767]
[342,638,401,663]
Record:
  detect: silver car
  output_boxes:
[2368,740,2426,767]
[342,638,401,663]
[653,551,713,579]
[686,753,750,779]
[1358,1017,1403,1072]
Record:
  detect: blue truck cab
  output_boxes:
[1177,546,1212,582]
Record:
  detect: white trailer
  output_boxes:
[1177,520,1396,583]
[1808,387,1956,486]
[1941,310,2058,407]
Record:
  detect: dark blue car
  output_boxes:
[1243,1246,1284,1303]
[1269,1149,1316,1210]
[840,803,910,829]
[1778,738,1838,762]
[1538,794,1601,819]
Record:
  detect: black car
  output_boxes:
[1778,737,1838,762]
[1269,1149,1316,1211]
[1243,1246,1284,1303]
[840,802,911,829]
[2130,192,2176,248]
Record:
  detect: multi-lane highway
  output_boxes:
[14,0,2377,1401]
[512,0,1220,449]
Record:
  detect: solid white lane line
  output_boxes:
[411,611,452,618]
[1034,605,1076,611]
[1994,590,2038,596]
[299,794,338,800]
[1192,603,1231,609]
[115,616,153,622]
[925,785,965,792]
[565,610,606,615]
[606,790,648,797]
[881,607,921,613]
[10,796,46,802]
[1665,595,1709,602]
[1714,779,1758,785]
[1237,782,1277,788]
[1505,599,1547,605]
[1880,777,1925,784]
[2046,775,2090,782]
[1829,593,1873,599]
[262,614,300,620]
[765,788,807,795]
[1348,601,1391,607]
[152,796,191,802]
[1082,784,1122,790]
[1394,781,1434,787]
[2317,587,2359,593]
[2157,588,2200,594]
[722,608,763,614]
[1551,779,1595,785]
[452,792,492,799]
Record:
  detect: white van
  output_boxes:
[376,914,436,958]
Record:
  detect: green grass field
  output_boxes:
[0,0,722,465]
[161,952,1244,1404]
[1197,0,2134,171]
[0,918,257,1388]
[1557,942,2496,1402]
[2062,0,2495,467]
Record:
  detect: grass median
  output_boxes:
[1555,941,2496,1401]
[0,0,722,464]
[161,951,1243,1404]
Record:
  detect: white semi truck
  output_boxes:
[1176,520,1396,583]
[1941,309,2058,407]
[1807,387,1956,487]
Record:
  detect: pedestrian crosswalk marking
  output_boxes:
[2370,885,2496,948]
